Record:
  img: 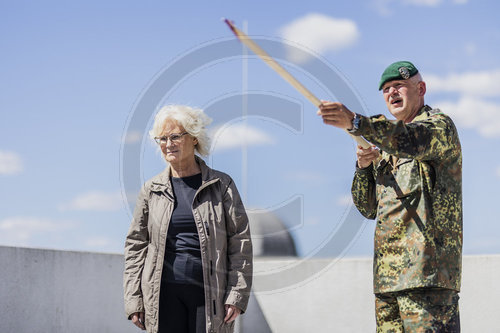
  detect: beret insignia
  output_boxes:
[398,66,410,79]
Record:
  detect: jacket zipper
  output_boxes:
[204,221,210,236]
[192,177,219,327]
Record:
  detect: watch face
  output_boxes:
[354,114,361,129]
[348,114,360,133]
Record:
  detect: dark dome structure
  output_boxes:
[246,210,297,257]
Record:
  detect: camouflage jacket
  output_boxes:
[350,105,462,294]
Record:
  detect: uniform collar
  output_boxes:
[377,105,432,169]
[410,105,432,123]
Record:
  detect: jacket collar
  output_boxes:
[378,105,432,168]
[411,104,432,123]
[150,156,219,193]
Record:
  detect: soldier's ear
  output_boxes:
[418,81,426,96]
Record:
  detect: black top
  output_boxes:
[162,173,203,285]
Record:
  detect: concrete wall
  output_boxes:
[249,255,500,332]
[1,246,499,332]
[249,257,374,332]
[0,246,136,333]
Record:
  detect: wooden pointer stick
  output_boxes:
[223,18,371,149]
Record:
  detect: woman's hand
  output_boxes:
[131,312,146,330]
[224,304,241,323]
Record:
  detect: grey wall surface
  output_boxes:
[250,255,500,332]
[0,246,136,333]
[1,246,499,332]
[249,257,374,332]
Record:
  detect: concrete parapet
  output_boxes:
[1,246,498,332]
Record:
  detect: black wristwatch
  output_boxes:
[348,113,361,133]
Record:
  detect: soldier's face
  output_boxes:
[382,79,425,123]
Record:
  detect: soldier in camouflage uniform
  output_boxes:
[317,61,462,332]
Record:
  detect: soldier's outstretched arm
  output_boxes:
[349,111,460,161]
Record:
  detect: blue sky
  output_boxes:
[1,0,499,257]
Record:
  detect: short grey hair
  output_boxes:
[149,105,213,156]
[409,72,423,84]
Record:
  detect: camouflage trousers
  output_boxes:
[375,288,460,333]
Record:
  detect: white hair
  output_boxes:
[149,105,213,156]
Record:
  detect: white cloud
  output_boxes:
[279,13,359,63]
[336,194,353,206]
[373,0,465,15]
[372,0,393,16]
[403,0,443,6]
[426,69,500,97]
[211,124,275,152]
[122,130,143,144]
[0,216,74,246]
[426,69,500,138]
[59,191,123,212]
[434,96,500,138]
[0,150,23,175]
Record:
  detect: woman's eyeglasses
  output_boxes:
[154,132,188,145]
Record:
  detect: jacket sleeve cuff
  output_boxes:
[125,297,144,319]
[347,114,369,136]
[224,291,249,313]
[355,161,374,173]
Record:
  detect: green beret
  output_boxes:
[378,61,419,90]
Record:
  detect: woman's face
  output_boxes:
[159,121,197,166]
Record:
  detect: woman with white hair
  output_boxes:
[124,105,253,333]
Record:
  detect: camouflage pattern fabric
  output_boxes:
[375,288,460,333]
[350,105,462,294]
